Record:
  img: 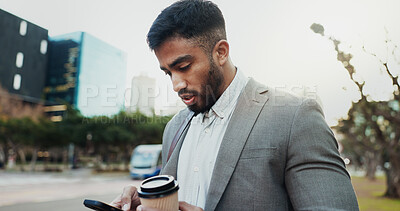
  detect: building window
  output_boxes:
[19,21,27,36]
[40,40,48,54]
[16,52,24,68]
[13,74,22,90]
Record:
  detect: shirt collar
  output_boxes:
[202,68,248,121]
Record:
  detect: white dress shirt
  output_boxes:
[177,69,248,209]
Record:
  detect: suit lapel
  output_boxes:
[160,126,190,179]
[205,79,269,211]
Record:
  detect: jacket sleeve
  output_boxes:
[285,98,359,211]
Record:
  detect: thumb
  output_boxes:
[122,202,131,211]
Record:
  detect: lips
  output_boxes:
[180,94,196,106]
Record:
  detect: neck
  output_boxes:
[220,58,237,93]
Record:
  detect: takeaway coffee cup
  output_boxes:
[138,175,179,211]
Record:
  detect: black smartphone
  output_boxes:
[83,199,123,211]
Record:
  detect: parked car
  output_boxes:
[129,144,162,179]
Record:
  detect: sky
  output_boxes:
[1,0,399,126]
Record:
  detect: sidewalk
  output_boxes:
[0,168,141,207]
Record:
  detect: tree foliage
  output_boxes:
[0,101,172,170]
[311,23,400,198]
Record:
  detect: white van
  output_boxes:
[129,144,162,179]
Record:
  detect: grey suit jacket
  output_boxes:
[160,79,359,211]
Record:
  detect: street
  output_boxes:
[0,169,141,211]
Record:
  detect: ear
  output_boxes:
[213,40,229,66]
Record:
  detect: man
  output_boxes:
[111,0,359,210]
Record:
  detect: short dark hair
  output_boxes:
[147,0,226,53]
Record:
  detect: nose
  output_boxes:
[171,73,187,92]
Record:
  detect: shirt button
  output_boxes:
[194,167,199,172]
[205,128,210,133]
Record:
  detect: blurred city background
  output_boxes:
[0,0,400,210]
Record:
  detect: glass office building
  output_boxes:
[45,32,127,116]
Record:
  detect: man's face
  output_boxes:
[155,37,224,114]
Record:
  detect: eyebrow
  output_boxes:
[160,55,194,70]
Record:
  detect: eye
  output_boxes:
[179,64,191,71]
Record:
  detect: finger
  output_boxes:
[110,194,122,207]
[179,202,191,211]
[179,201,203,211]
[121,185,138,211]
[130,191,142,209]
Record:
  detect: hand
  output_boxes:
[135,205,162,211]
[135,202,203,211]
[110,185,141,211]
[179,202,204,211]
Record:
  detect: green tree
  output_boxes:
[311,23,400,198]
[0,117,63,170]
